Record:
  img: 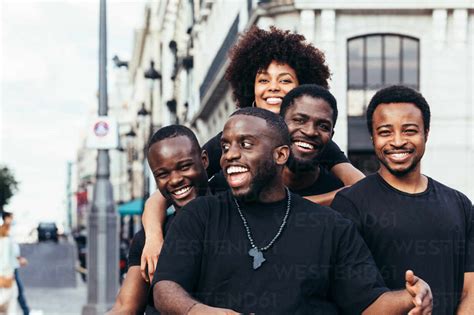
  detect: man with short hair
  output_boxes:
[152,107,432,314]
[280,84,345,202]
[331,85,474,314]
[108,125,210,315]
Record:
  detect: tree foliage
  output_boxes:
[0,166,19,211]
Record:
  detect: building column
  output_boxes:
[298,9,315,43]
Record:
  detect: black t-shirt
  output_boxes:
[290,166,344,196]
[203,132,350,178]
[152,190,388,314]
[128,214,176,268]
[330,173,474,314]
[209,165,343,197]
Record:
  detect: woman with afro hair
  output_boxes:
[138,26,365,282]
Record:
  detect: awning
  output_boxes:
[118,198,144,216]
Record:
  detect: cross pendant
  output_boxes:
[248,247,266,270]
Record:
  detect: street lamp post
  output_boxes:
[82,0,119,314]
[141,61,161,204]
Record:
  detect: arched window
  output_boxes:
[347,34,419,116]
[346,34,420,174]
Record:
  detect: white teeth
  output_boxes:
[294,141,314,150]
[173,186,191,195]
[390,152,409,159]
[265,97,282,105]
[226,166,249,174]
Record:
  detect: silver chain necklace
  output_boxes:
[233,187,291,270]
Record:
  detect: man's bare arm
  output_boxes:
[331,162,365,186]
[457,272,474,314]
[303,162,364,206]
[154,280,239,315]
[363,271,432,315]
[141,190,168,281]
[107,267,148,315]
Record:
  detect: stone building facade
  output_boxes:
[129,0,473,198]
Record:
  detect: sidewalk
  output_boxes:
[24,274,87,315]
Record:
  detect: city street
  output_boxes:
[25,275,86,315]
[18,241,88,315]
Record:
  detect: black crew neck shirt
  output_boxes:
[331,173,474,314]
[152,190,388,314]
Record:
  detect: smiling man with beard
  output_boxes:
[331,85,474,314]
[151,107,433,315]
[280,85,345,200]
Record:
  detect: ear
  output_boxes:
[273,145,290,166]
[201,149,209,170]
[424,129,429,142]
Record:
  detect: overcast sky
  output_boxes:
[1,0,146,233]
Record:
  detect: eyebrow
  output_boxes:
[292,112,332,123]
[375,124,392,130]
[256,71,295,78]
[376,123,420,130]
[221,133,261,143]
[402,123,420,128]
[152,158,194,172]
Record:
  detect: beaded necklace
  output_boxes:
[233,187,291,270]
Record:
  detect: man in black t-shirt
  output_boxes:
[108,125,210,315]
[152,107,432,314]
[280,85,344,198]
[331,85,474,314]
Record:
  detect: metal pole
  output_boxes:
[82,0,119,313]
[66,161,73,231]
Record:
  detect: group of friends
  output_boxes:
[107,26,474,315]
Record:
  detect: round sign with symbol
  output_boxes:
[94,121,109,137]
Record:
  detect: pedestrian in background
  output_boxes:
[14,252,30,315]
[0,211,19,315]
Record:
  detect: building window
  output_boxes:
[346,34,419,174]
[347,34,419,116]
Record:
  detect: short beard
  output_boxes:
[286,153,318,174]
[235,159,277,203]
[379,158,420,177]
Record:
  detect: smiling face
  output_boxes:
[148,136,209,209]
[254,61,299,114]
[220,115,288,201]
[284,95,334,170]
[372,102,428,178]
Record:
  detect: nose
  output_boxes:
[300,123,319,138]
[169,171,184,187]
[268,79,280,92]
[223,143,241,161]
[391,131,407,147]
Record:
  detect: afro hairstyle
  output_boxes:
[225,25,331,108]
